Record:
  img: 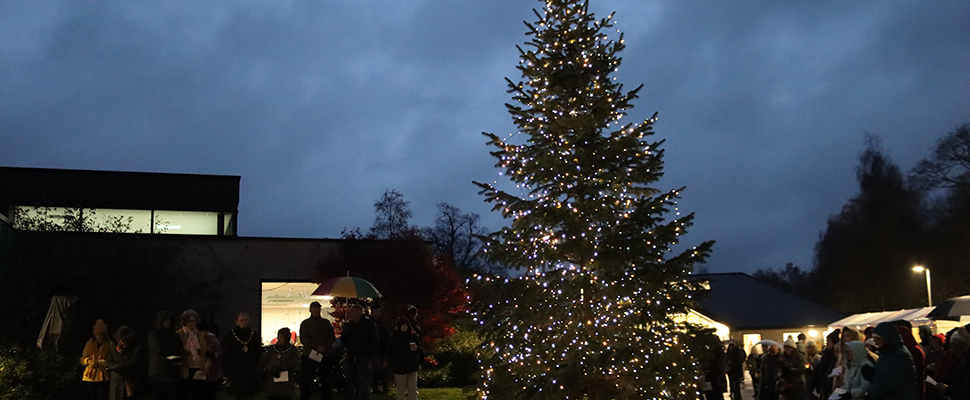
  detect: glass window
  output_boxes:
[91,209,152,233]
[154,210,219,235]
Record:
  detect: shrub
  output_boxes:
[0,342,79,399]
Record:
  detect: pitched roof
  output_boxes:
[688,272,845,330]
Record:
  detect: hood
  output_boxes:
[897,325,919,349]
[155,310,173,330]
[845,341,868,367]
[873,322,903,348]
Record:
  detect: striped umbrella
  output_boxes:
[927,295,970,321]
[311,276,383,299]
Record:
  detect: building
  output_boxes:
[0,166,239,235]
[0,166,375,344]
[688,273,846,351]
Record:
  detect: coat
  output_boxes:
[222,327,262,396]
[869,322,920,400]
[261,343,300,397]
[177,328,222,382]
[147,328,181,383]
[388,330,422,375]
[106,343,145,400]
[842,341,873,400]
[81,338,111,382]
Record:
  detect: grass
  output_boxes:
[217,387,469,400]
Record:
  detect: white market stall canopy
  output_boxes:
[829,307,968,330]
[829,307,934,328]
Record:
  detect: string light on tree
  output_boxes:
[470,0,715,399]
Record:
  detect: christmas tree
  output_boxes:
[471,1,715,398]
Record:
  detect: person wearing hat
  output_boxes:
[106,326,145,400]
[299,301,336,400]
[780,338,808,400]
[81,319,111,400]
[868,322,919,400]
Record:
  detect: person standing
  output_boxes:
[148,311,182,400]
[727,341,747,400]
[840,341,873,400]
[81,319,111,400]
[342,304,379,400]
[780,338,808,400]
[370,306,391,395]
[704,341,727,400]
[106,326,145,400]
[812,330,840,400]
[178,310,216,400]
[261,328,300,400]
[299,301,336,400]
[223,312,261,400]
[388,317,422,400]
[760,343,782,400]
[868,322,920,400]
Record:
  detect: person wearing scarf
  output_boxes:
[178,309,212,400]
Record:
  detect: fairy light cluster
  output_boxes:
[470,1,715,399]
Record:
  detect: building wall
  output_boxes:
[176,237,346,341]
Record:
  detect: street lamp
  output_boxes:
[912,265,932,307]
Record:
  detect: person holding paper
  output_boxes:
[177,309,217,400]
[262,327,300,400]
[299,301,336,400]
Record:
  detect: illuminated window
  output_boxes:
[13,206,232,236]
[154,210,219,235]
[743,334,762,353]
[262,282,333,346]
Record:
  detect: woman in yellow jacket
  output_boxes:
[81,319,111,400]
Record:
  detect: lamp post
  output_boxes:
[913,265,932,307]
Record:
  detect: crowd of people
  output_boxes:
[705,322,970,400]
[78,302,425,400]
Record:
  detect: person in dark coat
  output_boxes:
[703,339,727,400]
[222,312,262,399]
[148,311,182,400]
[748,345,763,399]
[388,317,422,400]
[894,322,926,400]
[299,301,336,400]
[813,330,840,400]
[780,338,808,400]
[341,304,379,400]
[369,306,391,395]
[869,322,920,400]
[106,326,145,400]
[761,343,782,400]
[727,341,747,400]
[261,328,300,400]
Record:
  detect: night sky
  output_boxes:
[3,1,968,274]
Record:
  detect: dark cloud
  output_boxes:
[2,0,967,273]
